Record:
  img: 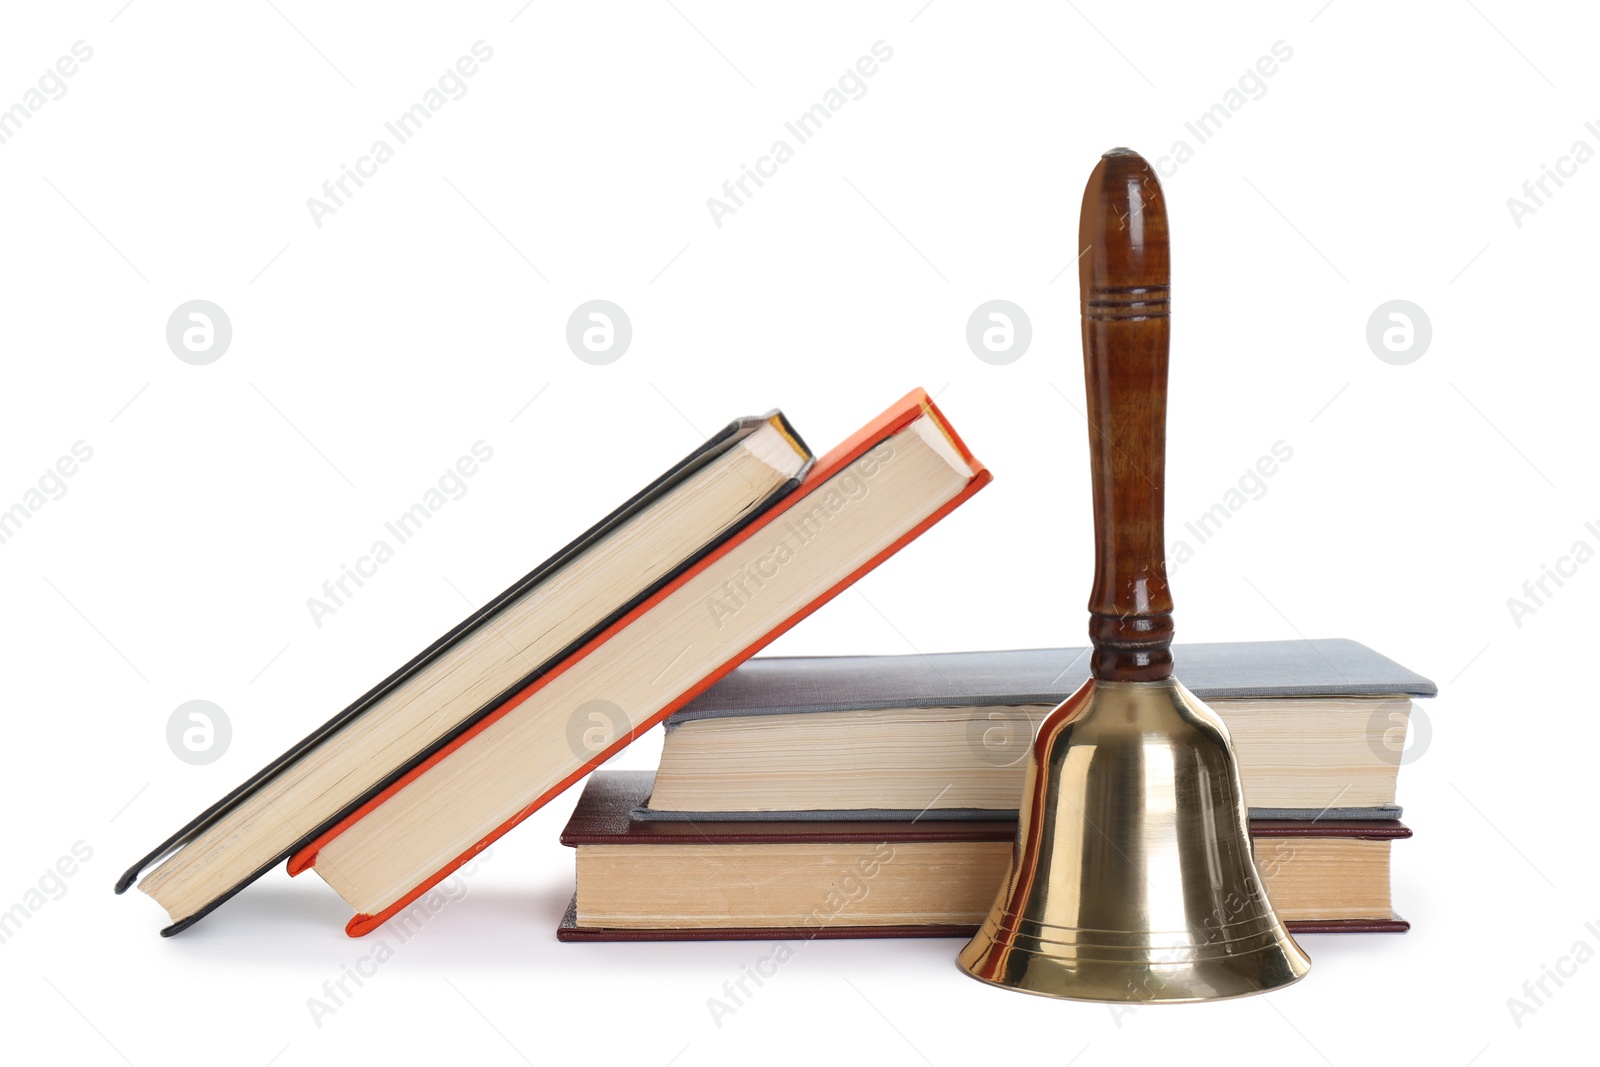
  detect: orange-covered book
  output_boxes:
[291,388,991,936]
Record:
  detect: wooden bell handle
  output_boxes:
[1079,148,1174,683]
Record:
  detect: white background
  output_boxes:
[2,2,1595,1064]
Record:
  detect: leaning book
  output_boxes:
[290,389,991,936]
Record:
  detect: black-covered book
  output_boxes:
[119,412,813,934]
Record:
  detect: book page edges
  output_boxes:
[286,389,979,884]
[342,421,987,933]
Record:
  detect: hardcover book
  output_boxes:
[290,388,992,936]
[559,771,1412,941]
[644,641,1436,819]
[120,411,813,934]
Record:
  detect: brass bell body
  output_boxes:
[957,678,1310,1002]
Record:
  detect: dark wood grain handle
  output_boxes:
[1079,148,1173,682]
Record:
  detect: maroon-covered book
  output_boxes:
[557,771,1411,942]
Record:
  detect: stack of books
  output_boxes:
[557,641,1434,941]
[120,390,994,936]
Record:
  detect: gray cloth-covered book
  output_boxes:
[667,639,1437,725]
[641,639,1434,822]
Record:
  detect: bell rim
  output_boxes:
[954,942,1311,1004]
